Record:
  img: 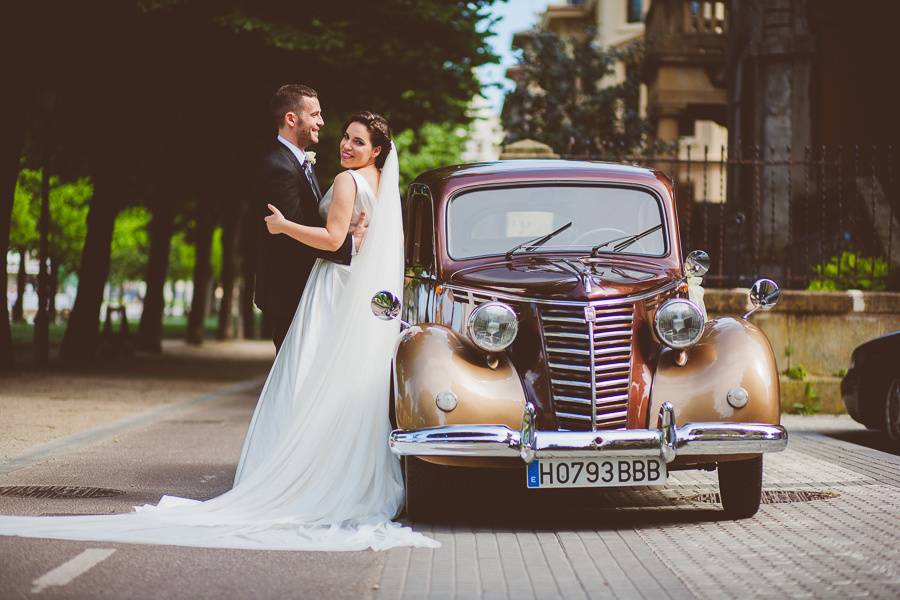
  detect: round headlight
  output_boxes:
[466,302,518,352]
[654,298,705,349]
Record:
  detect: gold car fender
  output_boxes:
[648,317,781,427]
[394,324,526,431]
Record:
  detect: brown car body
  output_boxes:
[392,160,783,478]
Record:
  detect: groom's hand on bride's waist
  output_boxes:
[351,210,368,252]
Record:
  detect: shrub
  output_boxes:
[807,251,888,291]
[784,365,809,381]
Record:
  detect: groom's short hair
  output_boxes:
[272,84,318,129]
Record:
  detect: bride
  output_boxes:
[0,112,438,552]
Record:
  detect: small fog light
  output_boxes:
[727,387,749,409]
[435,391,458,412]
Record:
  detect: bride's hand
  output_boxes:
[352,210,368,251]
[265,204,286,234]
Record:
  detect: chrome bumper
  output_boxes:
[389,402,788,464]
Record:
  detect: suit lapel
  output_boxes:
[275,142,306,179]
[275,142,322,203]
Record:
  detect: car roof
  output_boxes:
[414,159,663,187]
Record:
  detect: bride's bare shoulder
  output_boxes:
[331,171,357,197]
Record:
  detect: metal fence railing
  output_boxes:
[565,145,899,290]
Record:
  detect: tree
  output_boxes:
[8,0,500,361]
[9,173,38,323]
[395,123,468,191]
[109,207,152,292]
[502,31,653,156]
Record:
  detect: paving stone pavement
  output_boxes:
[376,429,900,599]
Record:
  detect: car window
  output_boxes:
[447,185,667,259]
[404,186,434,273]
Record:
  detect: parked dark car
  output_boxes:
[841,330,900,445]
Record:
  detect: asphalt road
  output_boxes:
[0,384,384,600]
[1,383,898,599]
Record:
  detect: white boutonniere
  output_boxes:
[305,151,316,166]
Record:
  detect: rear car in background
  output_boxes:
[841,331,900,447]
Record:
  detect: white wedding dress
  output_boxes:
[0,145,438,551]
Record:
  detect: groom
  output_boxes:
[255,84,367,351]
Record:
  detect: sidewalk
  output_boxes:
[0,339,273,461]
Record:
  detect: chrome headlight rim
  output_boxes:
[654,298,706,349]
[466,301,519,353]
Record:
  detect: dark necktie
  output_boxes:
[303,161,323,202]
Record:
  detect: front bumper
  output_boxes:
[389,402,788,464]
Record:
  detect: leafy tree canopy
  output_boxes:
[10,169,91,274]
[109,207,151,285]
[502,30,654,156]
[395,123,468,191]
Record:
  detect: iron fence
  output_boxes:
[565,144,899,290]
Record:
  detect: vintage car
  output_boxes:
[371,160,788,520]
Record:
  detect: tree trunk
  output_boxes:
[185,209,215,345]
[239,276,256,339]
[48,256,59,323]
[12,249,26,322]
[136,201,175,353]
[216,208,239,340]
[205,277,217,321]
[33,164,51,366]
[238,203,257,339]
[59,175,120,361]
[0,87,25,371]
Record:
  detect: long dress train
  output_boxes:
[0,145,438,551]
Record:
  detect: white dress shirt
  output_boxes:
[277,135,308,166]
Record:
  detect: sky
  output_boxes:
[478,0,552,114]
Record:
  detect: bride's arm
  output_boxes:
[265,171,355,252]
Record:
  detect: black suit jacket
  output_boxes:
[254,141,352,318]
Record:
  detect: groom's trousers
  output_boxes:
[268,304,295,353]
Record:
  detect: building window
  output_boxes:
[626,0,643,23]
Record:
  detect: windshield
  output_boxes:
[447,185,667,260]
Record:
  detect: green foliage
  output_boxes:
[10,169,91,275]
[502,31,657,156]
[784,364,809,381]
[833,368,848,378]
[167,230,196,282]
[109,207,151,285]
[807,251,889,291]
[787,382,821,416]
[10,175,37,250]
[394,123,468,191]
[211,227,223,281]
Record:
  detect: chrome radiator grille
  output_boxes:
[539,303,634,431]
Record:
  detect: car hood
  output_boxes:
[447,256,677,301]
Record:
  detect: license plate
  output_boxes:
[526,457,667,489]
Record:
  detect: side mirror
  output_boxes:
[684,250,710,278]
[744,279,780,318]
[370,290,402,321]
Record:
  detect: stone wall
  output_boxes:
[705,289,900,414]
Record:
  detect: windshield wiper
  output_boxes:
[590,224,662,257]
[505,222,573,260]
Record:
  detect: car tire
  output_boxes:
[403,457,443,523]
[717,455,763,519]
[884,379,900,445]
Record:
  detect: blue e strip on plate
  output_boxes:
[527,460,540,488]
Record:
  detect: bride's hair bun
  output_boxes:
[344,111,392,169]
